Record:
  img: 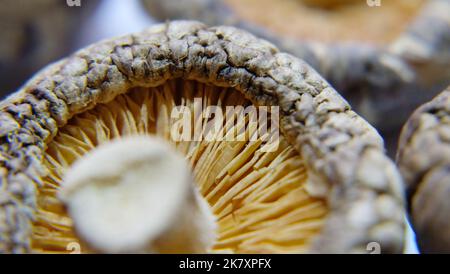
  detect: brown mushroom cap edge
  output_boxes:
[397,86,450,253]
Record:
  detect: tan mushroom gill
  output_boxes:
[30,79,328,254]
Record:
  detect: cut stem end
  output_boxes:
[59,135,216,253]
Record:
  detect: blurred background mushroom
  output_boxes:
[397,85,450,253]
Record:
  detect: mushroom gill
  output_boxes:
[31,79,328,254]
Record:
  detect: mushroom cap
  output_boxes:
[397,86,450,253]
[141,0,450,138]
[0,20,405,253]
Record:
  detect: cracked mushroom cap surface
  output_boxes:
[397,86,450,253]
[142,0,450,137]
[0,21,405,254]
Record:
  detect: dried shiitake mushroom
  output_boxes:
[397,86,450,253]
[0,21,405,254]
[390,0,450,94]
[142,0,450,142]
[0,0,99,98]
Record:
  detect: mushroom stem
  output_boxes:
[59,136,216,253]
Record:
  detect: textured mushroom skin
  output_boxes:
[0,21,404,253]
[391,0,450,88]
[142,0,450,135]
[397,87,450,253]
